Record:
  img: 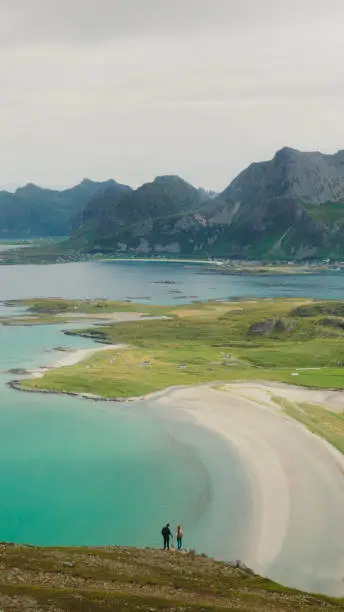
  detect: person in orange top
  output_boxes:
[176,524,184,550]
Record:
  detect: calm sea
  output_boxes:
[0,260,344,303]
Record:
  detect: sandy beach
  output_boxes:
[155,381,344,595]
[30,343,126,378]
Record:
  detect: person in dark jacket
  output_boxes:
[161,523,172,550]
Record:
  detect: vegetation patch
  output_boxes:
[12,297,344,398]
[6,298,173,317]
[273,396,344,454]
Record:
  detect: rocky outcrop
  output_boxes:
[249,318,294,336]
[319,317,344,330]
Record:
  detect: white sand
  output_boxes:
[53,344,126,367]
[30,344,126,378]
[57,312,169,322]
[155,382,344,595]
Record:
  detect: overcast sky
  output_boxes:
[1,0,344,191]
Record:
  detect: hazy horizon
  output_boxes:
[1,0,344,191]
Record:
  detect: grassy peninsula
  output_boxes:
[10,296,344,398]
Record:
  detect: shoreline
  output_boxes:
[32,343,127,378]
[101,257,211,265]
[155,382,344,595]
[8,343,129,400]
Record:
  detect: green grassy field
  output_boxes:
[17,297,344,398]
[273,396,344,454]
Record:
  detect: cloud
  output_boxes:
[1,0,343,45]
[0,0,344,189]
[0,0,240,44]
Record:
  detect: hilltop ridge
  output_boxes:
[0,543,342,611]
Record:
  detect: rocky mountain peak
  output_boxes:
[273,146,301,161]
[225,147,344,205]
[153,175,184,184]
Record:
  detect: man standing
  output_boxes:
[161,523,172,550]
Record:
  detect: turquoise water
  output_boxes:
[0,322,250,559]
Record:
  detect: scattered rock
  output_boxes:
[53,346,74,352]
[61,561,75,568]
[6,368,29,375]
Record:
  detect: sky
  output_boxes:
[1,0,344,191]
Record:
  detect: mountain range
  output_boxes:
[0,178,128,237]
[5,147,344,259]
[72,147,344,259]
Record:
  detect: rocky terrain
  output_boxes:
[0,544,342,611]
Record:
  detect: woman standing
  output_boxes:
[176,524,184,550]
